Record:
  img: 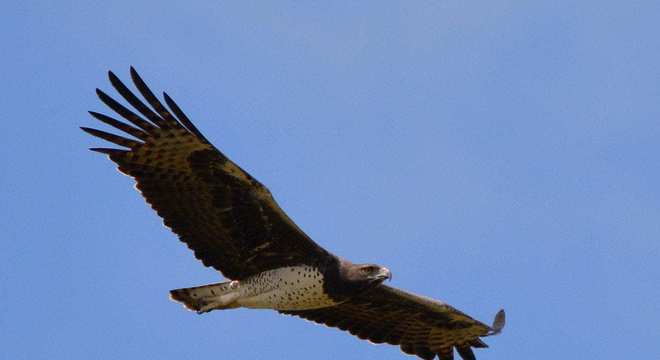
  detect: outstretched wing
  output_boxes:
[282,285,505,360]
[82,68,332,280]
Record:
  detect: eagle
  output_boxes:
[82,68,505,360]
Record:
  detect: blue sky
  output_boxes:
[2,1,660,359]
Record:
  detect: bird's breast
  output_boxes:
[236,266,338,310]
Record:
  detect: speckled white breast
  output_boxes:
[235,266,337,310]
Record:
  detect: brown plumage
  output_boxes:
[283,286,505,360]
[82,68,505,360]
[83,68,331,280]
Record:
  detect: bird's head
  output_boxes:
[345,263,392,288]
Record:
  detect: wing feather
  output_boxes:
[129,67,184,130]
[88,111,148,140]
[108,70,171,129]
[84,68,332,279]
[282,285,504,360]
[163,92,210,142]
[81,127,142,148]
[95,88,157,133]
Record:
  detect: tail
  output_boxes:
[169,281,240,314]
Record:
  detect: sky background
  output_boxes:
[2,1,660,359]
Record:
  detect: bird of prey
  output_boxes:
[82,68,505,360]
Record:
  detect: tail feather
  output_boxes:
[169,281,239,313]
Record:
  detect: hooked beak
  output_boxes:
[378,267,392,282]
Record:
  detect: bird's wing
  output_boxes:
[82,68,332,280]
[282,284,505,360]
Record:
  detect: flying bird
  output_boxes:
[82,68,505,360]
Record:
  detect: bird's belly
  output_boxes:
[236,266,337,310]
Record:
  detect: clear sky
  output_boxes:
[2,1,659,359]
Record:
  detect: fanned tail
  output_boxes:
[169,281,240,313]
